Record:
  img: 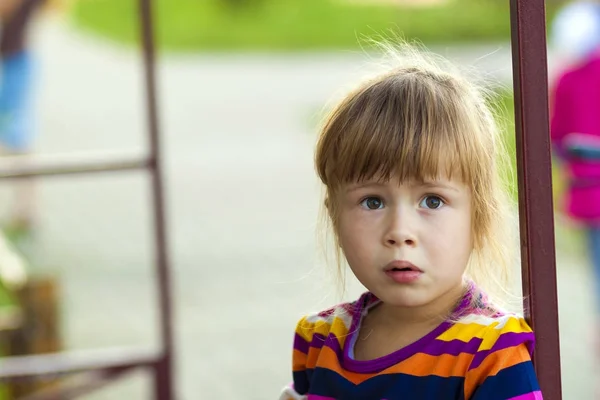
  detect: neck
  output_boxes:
[373,282,468,329]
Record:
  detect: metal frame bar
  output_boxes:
[509,0,562,398]
[0,0,175,398]
[139,0,175,396]
[0,347,158,379]
[0,151,150,179]
[19,370,134,400]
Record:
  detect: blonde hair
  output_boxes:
[315,43,518,312]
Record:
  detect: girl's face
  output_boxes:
[336,176,473,314]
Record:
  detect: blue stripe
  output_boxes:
[307,367,466,399]
[292,370,310,395]
[471,361,540,399]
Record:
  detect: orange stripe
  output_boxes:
[464,345,532,398]
[292,349,308,372]
[316,346,379,385]
[382,352,473,378]
[470,345,531,376]
[314,347,476,384]
[306,344,327,369]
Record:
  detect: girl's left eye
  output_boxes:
[419,195,444,209]
[360,197,384,210]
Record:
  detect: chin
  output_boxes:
[375,288,434,308]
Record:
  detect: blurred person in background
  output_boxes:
[549,0,600,344]
[550,0,600,69]
[0,0,44,235]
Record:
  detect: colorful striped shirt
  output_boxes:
[280,286,542,399]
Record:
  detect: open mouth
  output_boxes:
[384,260,422,273]
[384,261,423,283]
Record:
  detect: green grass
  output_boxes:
[70,0,560,52]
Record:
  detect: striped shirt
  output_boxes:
[280,286,541,399]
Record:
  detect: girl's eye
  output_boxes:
[420,195,444,209]
[360,197,384,210]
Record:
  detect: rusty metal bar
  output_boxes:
[0,151,151,180]
[509,0,562,398]
[138,0,175,398]
[19,372,112,400]
[0,347,158,380]
[19,370,135,400]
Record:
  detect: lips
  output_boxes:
[384,260,422,273]
[384,260,423,284]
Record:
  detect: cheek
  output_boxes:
[337,212,374,262]
[452,210,473,248]
[430,210,473,258]
[337,213,360,250]
[452,212,474,266]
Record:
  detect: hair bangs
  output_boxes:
[317,73,476,189]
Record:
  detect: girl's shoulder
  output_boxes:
[453,311,534,342]
[288,293,373,397]
[451,309,539,398]
[293,292,372,343]
[449,284,536,356]
[449,303,536,361]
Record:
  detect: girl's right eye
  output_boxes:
[360,197,384,210]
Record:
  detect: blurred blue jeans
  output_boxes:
[0,51,35,152]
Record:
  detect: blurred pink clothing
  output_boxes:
[551,54,600,224]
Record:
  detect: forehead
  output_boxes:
[343,175,470,194]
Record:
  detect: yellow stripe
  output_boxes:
[437,316,532,344]
[478,318,532,351]
[437,321,489,342]
[295,313,352,348]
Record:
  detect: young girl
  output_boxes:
[279,46,542,399]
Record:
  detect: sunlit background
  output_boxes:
[0,0,592,398]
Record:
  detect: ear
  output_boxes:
[324,197,330,211]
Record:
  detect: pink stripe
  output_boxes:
[508,391,543,400]
[307,396,336,400]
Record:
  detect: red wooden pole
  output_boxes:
[509,0,562,398]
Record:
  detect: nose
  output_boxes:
[384,206,417,247]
